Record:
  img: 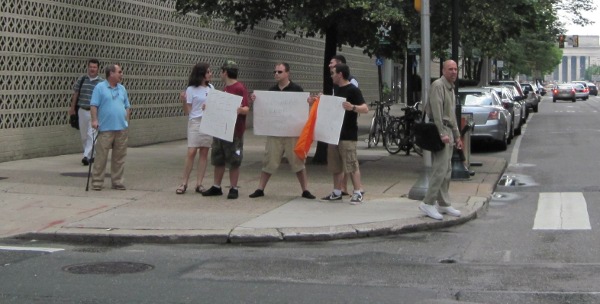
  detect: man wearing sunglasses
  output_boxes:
[90,64,131,191]
[248,62,316,199]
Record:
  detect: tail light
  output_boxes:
[571,89,576,94]
[488,111,500,120]
[553,89,558,95]
[502,102,510,110]
[584,88,589,93]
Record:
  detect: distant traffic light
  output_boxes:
[558,35,565,48]
[573,35,579,47]
[414,0,421,12]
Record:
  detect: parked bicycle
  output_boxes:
[384,101,424,156]
[367,100,393,148]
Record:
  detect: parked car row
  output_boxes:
[458,86,529,151]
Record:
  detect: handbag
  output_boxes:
[70,76,86,130]
[413,99,445,152]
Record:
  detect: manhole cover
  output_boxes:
[62,262,154,274]
[497,173,537,187]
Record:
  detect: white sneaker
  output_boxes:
[419,203,443,220]
[436,205,461,217]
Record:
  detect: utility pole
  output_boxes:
[408,0,432,200]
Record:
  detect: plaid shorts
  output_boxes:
[211,137,243,168]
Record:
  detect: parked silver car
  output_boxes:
[485,86,524,137]
[458,87,511,150]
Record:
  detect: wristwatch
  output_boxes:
[352,105,356,111]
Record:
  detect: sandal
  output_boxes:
[176,184,187,194]
[195,185,205,193]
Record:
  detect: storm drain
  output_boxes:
[497,173,537,187]
[0,177,7,180]
[62,262,154,275]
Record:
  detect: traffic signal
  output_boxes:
[558,35,565,48]
[415,0,421,12]
[573,35,579,47]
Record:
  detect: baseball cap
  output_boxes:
[221,59,239,70]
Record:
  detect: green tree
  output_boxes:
[585,65,600,82]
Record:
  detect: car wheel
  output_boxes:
[533,104,538,112]
[584,97,588,101]
[553,98,556,103]
[514,123,522,136]
[572,98,576,102]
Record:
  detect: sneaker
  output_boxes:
[350,192,363,205]
[249,189,264,198]
[419,202,443,220]
[82,157,89,166]
[437,205,461,217]
[111,184,126,190]
[227,188,239,199]
[301,190,316,199]
[202,186,223,196]
[320,192,342,201]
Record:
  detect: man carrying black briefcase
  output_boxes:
[68,59,103,166]
[418,60,464,221]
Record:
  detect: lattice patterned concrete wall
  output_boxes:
[0,0,378,162]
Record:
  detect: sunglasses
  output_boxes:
[273,70,285,74]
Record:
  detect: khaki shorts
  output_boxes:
[327,140,359,174]
[211,137,243,168]
[262,136,305,174]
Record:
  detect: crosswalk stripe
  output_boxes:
[533,192,591,230]
[0,246,64,253]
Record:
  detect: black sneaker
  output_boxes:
[227,188,239,199]
[302,190,316,199]
[202,186,223,196]
[82,157,89,166]
[320,192,342,201]
[249,189,264,198]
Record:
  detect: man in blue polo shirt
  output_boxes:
[90,64,131,191]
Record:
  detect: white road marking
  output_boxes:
[0,246,64,253]
[533,192,591,230]
[509,115,530,165]
[502,250,511,262]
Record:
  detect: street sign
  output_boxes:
[376,57,384,66]
[497,60,504,68]
[407,42,420,50]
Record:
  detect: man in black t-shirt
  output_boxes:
[248,62,316,199]
[321,63,369,205]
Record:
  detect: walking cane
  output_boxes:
[85,131,98,191]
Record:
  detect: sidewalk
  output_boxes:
[0,108,506,244]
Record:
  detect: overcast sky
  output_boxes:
[563,0,599,36]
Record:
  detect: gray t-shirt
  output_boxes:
[73,75,104,108]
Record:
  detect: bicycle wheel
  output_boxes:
[367,116,377,148]
[384,119,403,154]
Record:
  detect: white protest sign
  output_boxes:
[314,95,345,145]
[253,91,310,137]
[200,89,242,142]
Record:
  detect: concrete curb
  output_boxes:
[18,195,492,245]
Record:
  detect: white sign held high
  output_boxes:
[314,95,345,145]
[253,91,310,137]
[200,89,242,142]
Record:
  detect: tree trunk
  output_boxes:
[312,25,338,164]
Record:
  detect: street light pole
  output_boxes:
[408,0,432,200]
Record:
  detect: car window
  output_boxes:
[460,93,493,106]
[557,84,572,89]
